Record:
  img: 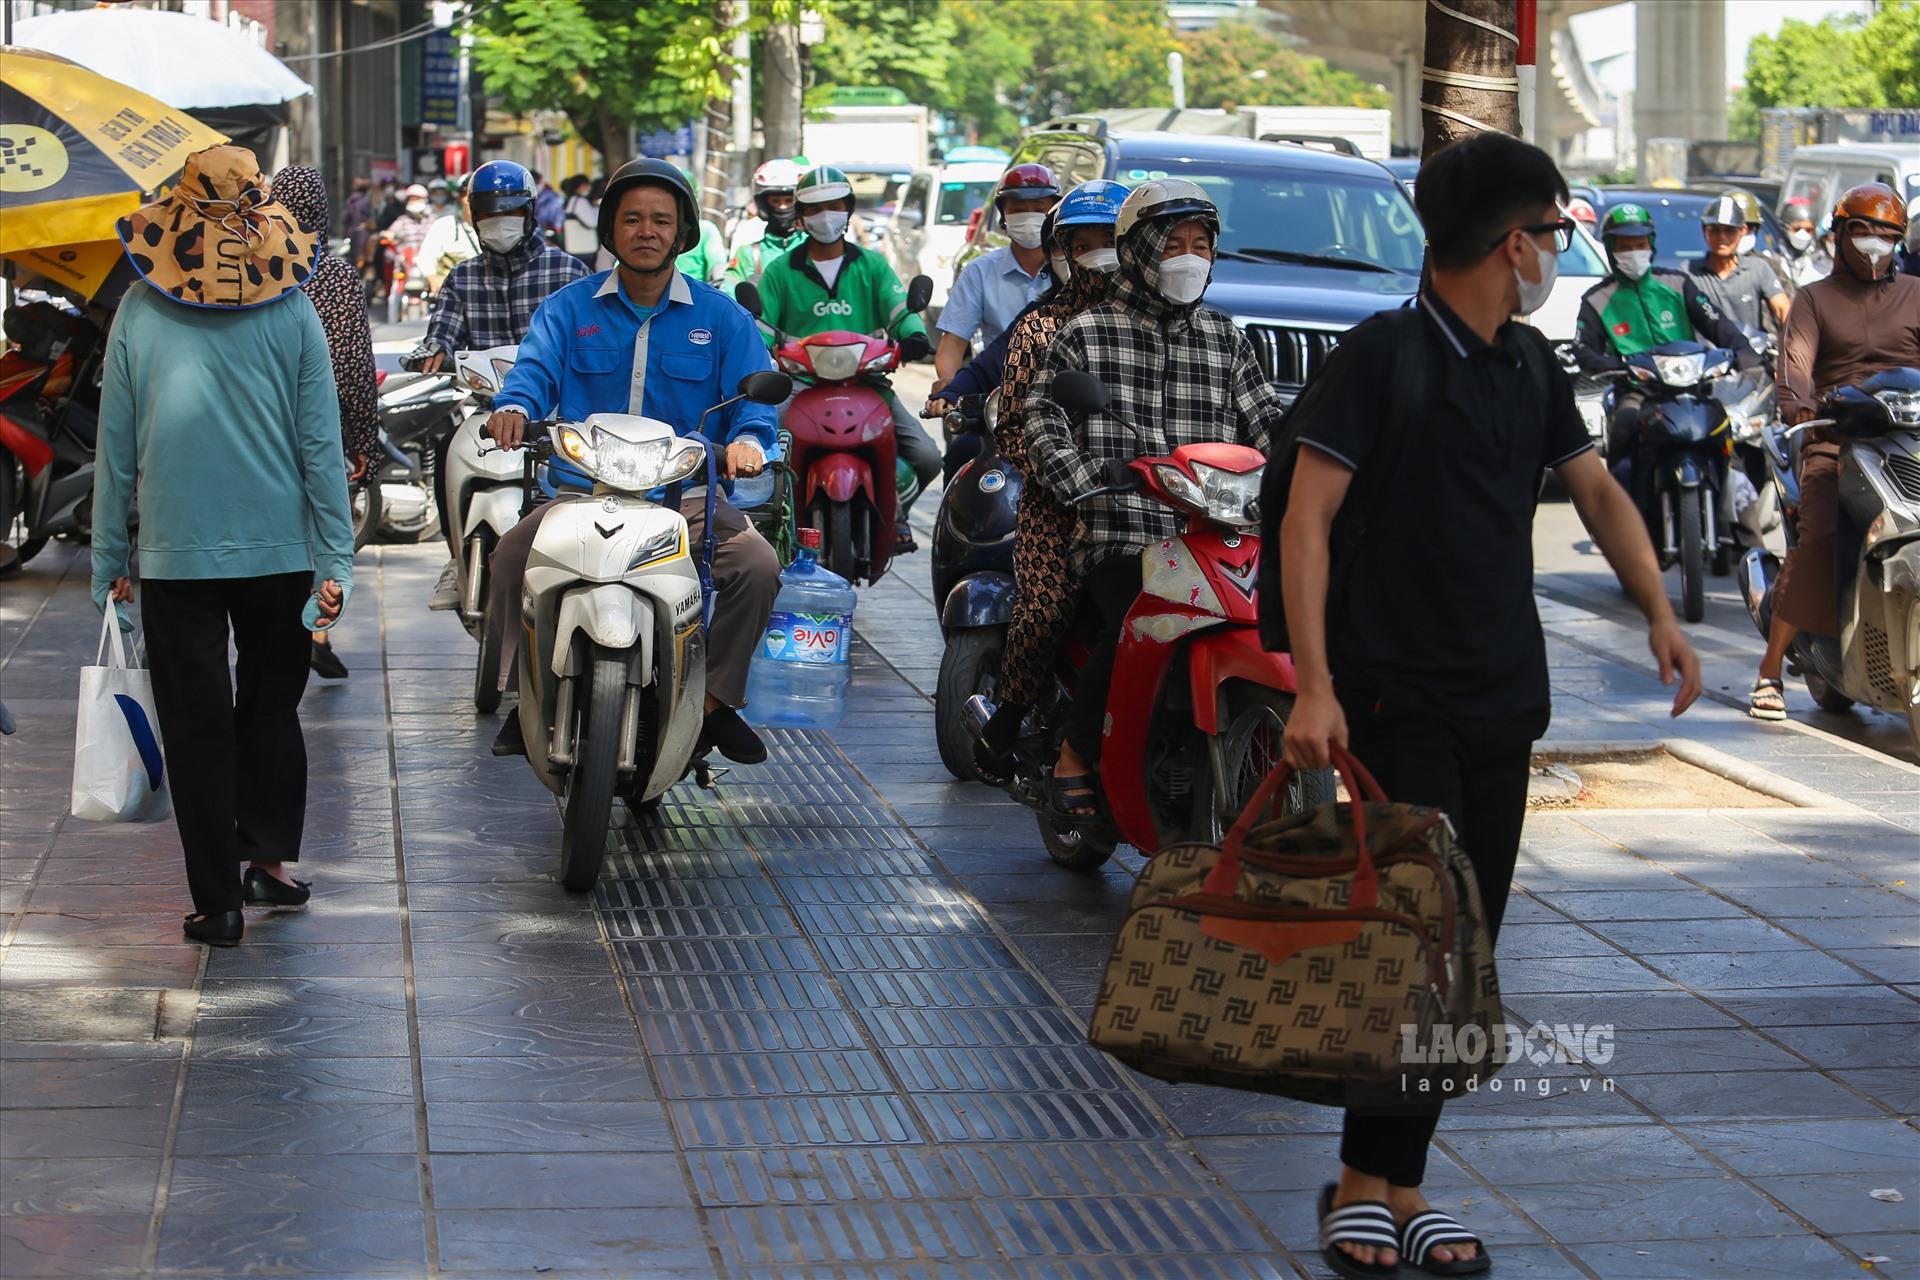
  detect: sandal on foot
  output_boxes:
[1749,677,1787,721]
[1318,1183,1401,1280]
[1045,770,1100,820]
[1399,1208,1489,1276]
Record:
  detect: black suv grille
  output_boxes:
[1243,323,1340,389]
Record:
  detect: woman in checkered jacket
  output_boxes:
[1021,179,1287,816]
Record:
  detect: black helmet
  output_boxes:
[597,158,699,256]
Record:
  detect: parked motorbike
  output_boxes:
[0,302,104,564]
[487,370,792,891]
[735,275,934,585]
[963,371,1332,870]
[1739,367,1920,752]
[1608,340,1739,623]
[373,366,466,543]
[931,393,1019,779]
[440,346,523,712]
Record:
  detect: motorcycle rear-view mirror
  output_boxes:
[740,370,793,405]
[1052,370,1111,418]
[906,274,934,314]
[734,281,763,320]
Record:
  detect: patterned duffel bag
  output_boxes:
[1088,746,1502,1106]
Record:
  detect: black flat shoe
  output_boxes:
[243,868,311,907]
[697,706,768,764]
[309,640,349,680]
[491,715,527,757]
[183,910,244,946]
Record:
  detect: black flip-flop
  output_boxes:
[1317,1183,1401,1280]
[1400,1207,1489,1276]
[1045,770,1100,821]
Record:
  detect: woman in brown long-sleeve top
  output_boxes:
[1750,184,1920,720]
[273,166,380,681]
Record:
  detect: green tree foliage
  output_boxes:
[472,0,729,167]
[1739,2,1919,116]
[810,0,956,109]
[1857,0,1920,107]
[1180,22,1390,113]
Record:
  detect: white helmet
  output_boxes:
[1115,177,1218,241]
[403,183,429,201]
[751,158,804,197]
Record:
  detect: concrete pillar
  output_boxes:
[1633,0,1725,175]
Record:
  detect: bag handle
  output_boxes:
[96,605,129,670]
[1202,744,1387,908]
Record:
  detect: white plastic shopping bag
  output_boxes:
[70,607,171,822]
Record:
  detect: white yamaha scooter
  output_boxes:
[441,345,522,712]
[487,370,791,891]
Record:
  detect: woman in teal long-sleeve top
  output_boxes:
[90,144,353,947]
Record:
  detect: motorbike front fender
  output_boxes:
[807,454,874,506]
[1186,626,1300,734]
[462,485,521,541]
[0,410,53,476]
[1737,547,1779,640]
[552,584,653,681]
[939,571,1016,630]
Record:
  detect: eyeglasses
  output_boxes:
[1490,218,1576,253]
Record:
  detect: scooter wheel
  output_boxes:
[1803,670,1854,713]
[1038,812,1114,872]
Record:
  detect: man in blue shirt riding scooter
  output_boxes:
[484,159,781,765]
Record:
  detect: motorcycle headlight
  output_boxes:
[808,342,865,382]
[1874,388,1920,429]
[1653,352,1706,387]
[1191,461,1265,526]
[552,425,707,491]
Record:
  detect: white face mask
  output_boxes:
[1048,253,1071,283]
[1156,253,1211,305]
[406,200,427,216]
[803,209,848,244]
[478,217,524,253]
[1003,212,1046,249]
[1851,235,1895,268]
[1614,249,1653,280]
[1787,228,1815,253]
[1737,231,1757,255]
[1514,233,1558,314]
[1075,246,1119,274]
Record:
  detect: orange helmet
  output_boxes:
[1833,182,1906,234]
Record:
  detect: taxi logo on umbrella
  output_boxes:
[0,128,70,194]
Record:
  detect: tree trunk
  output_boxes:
[761,17,804,159]
[585,108,631,172]
[1421,0,1519,161]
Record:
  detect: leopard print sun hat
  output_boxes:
[114,144,318,309]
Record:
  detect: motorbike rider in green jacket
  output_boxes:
[1573,202,1754,462]
[753,165,942,547]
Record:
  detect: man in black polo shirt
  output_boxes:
[1272,132,1701,1278]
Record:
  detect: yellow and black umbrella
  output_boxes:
[0,46,225,299]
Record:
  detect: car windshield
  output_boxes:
[1114,161,1424,275]
[1559,223,1608,276]
[846,170,910,213]
[1605,193,1784,271]
[936,180,996,225]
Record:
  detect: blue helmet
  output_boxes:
[1055,179,1127,228]
[468,160,534,223]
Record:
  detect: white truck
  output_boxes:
[803,104,931,171]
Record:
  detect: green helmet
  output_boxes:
[1601,203,1656,241]
[795,166,853,205]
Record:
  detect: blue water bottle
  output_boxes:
[744,527,855,729]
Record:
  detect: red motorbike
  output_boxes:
[965,371,1332,870]
[736,275,932,585]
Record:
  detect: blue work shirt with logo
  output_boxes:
[497,269,778,486]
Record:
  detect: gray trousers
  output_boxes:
[489,492,779,707]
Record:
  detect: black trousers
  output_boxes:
[1335,692,1535,1187]
[141,573,313,916]
[1064,555,1144,765]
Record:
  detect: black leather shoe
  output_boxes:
[243,867,311,907]
[183,910,244,946]
[697,706,768,764]
[309,640,348,680]
[894,521,919,554]
[491,714,527,757]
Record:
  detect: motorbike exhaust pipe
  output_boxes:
[962,693,995,740]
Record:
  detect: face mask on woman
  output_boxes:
[1156,254,1211,305]
[1787,228,1815,253]
[478,217,524,253]
[1048,252,1071,283]
[803,209,848,244]
[1075,246,1119,274]
[1737,231,1757,255]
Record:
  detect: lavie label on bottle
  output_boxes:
[763,610,851,663]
